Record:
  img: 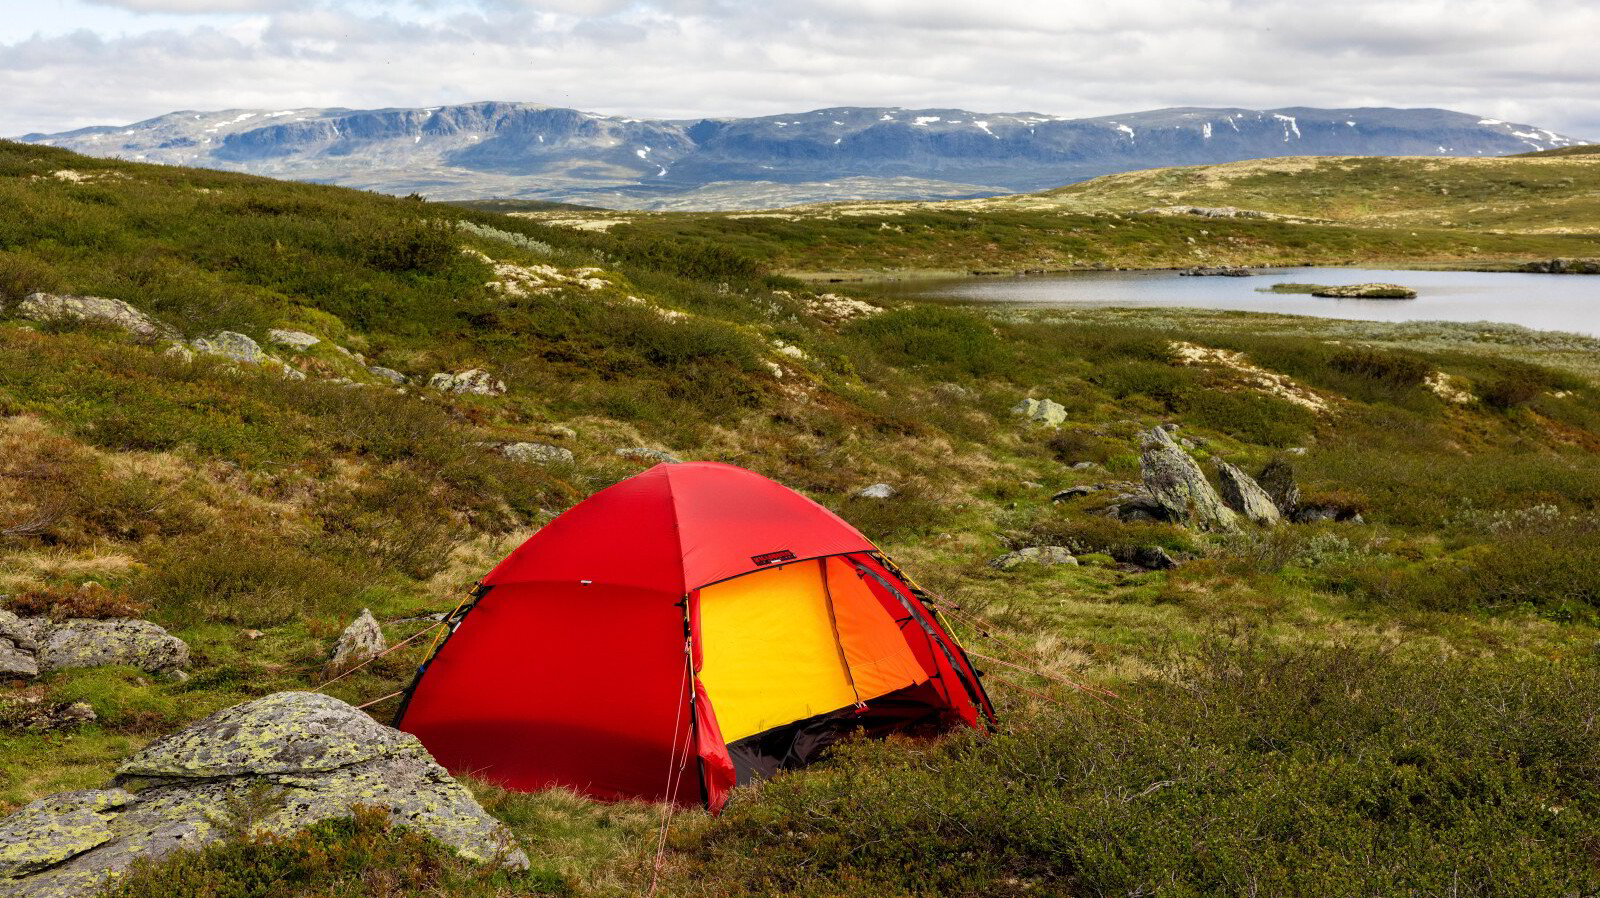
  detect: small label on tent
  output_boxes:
[751,549,796,566]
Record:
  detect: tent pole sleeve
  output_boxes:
[817,558,864,707]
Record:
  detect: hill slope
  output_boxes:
[2,142,1599,896]
[19,102,1588,208]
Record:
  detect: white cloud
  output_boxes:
[3,0,1597,138]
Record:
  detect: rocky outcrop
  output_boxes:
[1215,460,1282,525]
[855,483,896,500]
[0,692,527,898]
[328,610,386,669]
[500,442,574,466]
[1013,397,1067,426]
[615,447,681,465]
[0,610,39,678]
[265,329,320,350]
[1310,283,1417,299]
[427,369,506,396]
[189,331,306,379]
[1256,458,1301,518]
[13,293,177,343]
[1138,428,1238,531]
[1521,258,1600,274]
[13,617,189,677]
[990,546,1078,570]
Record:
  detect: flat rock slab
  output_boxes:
[991,546,1079,570]
[22,618,189,676]
[3,692,526,898]
[14,293,176,343]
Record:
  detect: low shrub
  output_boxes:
[4,582,148,620]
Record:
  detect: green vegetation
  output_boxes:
[2,140,1599,895]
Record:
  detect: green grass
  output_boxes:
[1,140,1599,896]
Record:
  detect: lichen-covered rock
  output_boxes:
[266,329,320,350]
[2,693,526,898]
[1012,397,1067,426]
[368,365,407,385]
[0,609,39,678]
[0,695,95,732]
[500,442,574,466]
[1215,459,1282,526]
[990,546,1078,570]
[1140,427,1237,531]
[13,293,176,343]
[24,618,189,676]
[427,369,506,396]
[190,330,268,364]
[1310,283,1417,299]
[615,447,681,465]
[328,609,386,670]
[855,483,897,500]
[1257,458,1301,517]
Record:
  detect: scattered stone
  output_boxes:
[1215,459,1282,525]
[0,610,39,679]
[1521,258,1600,274]
[241,629,264,641]
[1179,266,1252,277]
[1071,461,1097,470]
[499,442,574,466]
[0,695,95,732]
[12,293,176,343]
[810,293,881,321]
[1256,458,1301,518]
[855,483,897,500]
[265,329,320,351]
[1310,283,1417,299]
[1139,428,1238,531]
[1129,546,1179,570]
[368,366,407,385]
[544,425,577,440]
[328,609,386,669]
[0,693,527,898]
[1020,480,1044,490]
[990,546,1079,570]
[21,618,189,676]
[615,447,681,465]
[1425,371,1475,404]
[1051,485,1101,502]
[1012,397,1068,427]
[427,369,506,396]
[190,331,268,364]
[161,342,194,363]
[934,383,973,400]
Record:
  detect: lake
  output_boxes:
[889,268,1600,337]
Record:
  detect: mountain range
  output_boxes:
[18,102,1588,210]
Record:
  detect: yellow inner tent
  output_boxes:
[697,556,928,742]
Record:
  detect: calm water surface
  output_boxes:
[890,268,1600,337]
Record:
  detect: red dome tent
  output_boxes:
[394,462,994,812]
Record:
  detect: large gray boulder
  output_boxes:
[0,692,527,898]
[1215,459,1282,526]
[22,618,189,676]
[1257,458,1301,517]
[990,546,1079,571]
[500,442,574,466]
[427,369,506,396]
[1012,397,1067,426]
[1139,428,1238,531]
[13,293,176,343]
[328,609,386,670]
[0,610,39,679]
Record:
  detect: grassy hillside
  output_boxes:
[483,153,1600,276]
[3,141,1600,896]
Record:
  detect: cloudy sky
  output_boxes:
[4,0,1597,138]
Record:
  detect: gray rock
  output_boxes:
[500,442,574,466]
[1257,458,1301,517]
[990,546,1078,570]
[615,447,681,465]
[13,293,176,343]
[266,329,320,350]
[1012,397,1067,426]
[1139,427,1238,531]
[1310,283,1417,299]
[934,383,973,400]
[1051,485,1100,502]
[1071,461,1097,470]
[368,366,407,385]
[1129,546,1179,570]
[1,693,526,898]
[0,696,95,732]
[328,609,386,669]
[190,331,268,364]
[0,609,39,679]
[855,483,896,500]
[427,369,506,396]
[25,618,189,676]
[161,342,194,363]
[1215,459,1282,525]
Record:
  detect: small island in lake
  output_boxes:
[1262,282,1419,299]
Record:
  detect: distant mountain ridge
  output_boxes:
[19,102,1589,210]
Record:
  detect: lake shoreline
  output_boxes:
[790,258,1585,283]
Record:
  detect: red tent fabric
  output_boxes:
[396,462,993,811]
